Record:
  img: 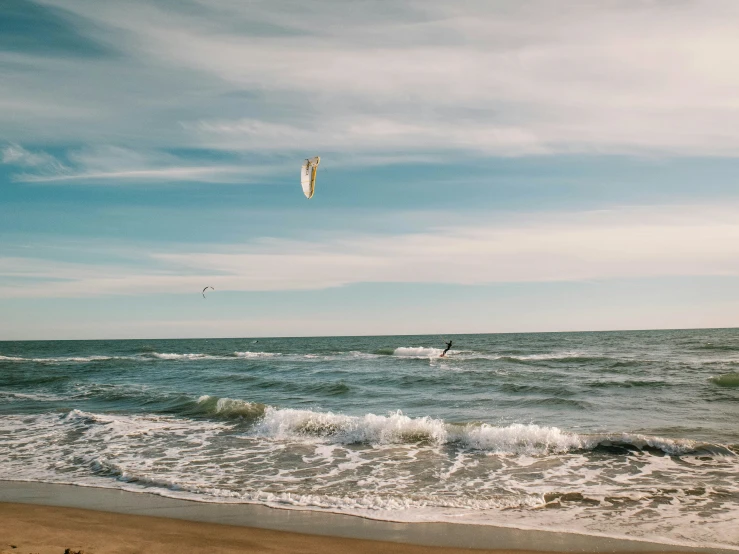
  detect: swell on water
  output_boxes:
[711,372,739,387]
[190,395,267,420]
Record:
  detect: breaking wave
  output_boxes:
[242,405,733,456]
[193,395,267,420]
[58,390,734,458]
[150,353,224,360]
[232,351,279,358]
[393,347,443,358]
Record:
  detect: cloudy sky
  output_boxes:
[2,0,739,339]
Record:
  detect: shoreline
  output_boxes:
[0,481,734,554]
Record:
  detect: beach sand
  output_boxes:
[0,502,516,554]
[0,483,730,554]
[0,502,691,554]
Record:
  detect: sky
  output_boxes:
[2,0,739,340]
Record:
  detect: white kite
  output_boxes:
[300,156,320,199]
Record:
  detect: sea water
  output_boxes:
[1,329,737,549]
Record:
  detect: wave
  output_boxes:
[590,435,735,457]
[0,390,67,402]
[148,352,277,361]
[56,390,736,458]
[248,405,733,456]
[711,373,739,387]
[256,408,448,446]
[393,347,443,358]
[496,353,613,364]
[586,379,669,388]
[0,349,621,366]
[520,397,592,409]
[1,352,244,364]
[147,352,276,361]
[150,353,223,360]
[303,381,351,396]
[695,343,739,352]
[193,395,267,420]
[0,354,124,364]
[375,347,396,355]
[144,351,359,361]
[498,383,576,395]
[232,351,279,358]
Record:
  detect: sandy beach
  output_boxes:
[1,483,733,554]
[0,502,697,554]
[0,502,518,554]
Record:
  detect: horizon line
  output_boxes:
[2,325,736,343]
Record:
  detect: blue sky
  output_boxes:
[2,0,739,339]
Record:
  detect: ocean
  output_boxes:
[1,329,738,549]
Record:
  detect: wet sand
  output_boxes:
[0,482,732,554]
[0,502,532,554]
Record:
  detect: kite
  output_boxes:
[300,156,320,199]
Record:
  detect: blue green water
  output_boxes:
[1,329,738,548]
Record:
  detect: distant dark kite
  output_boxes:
[202,286,214,298]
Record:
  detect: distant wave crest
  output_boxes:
[232,351,279,358]
[393,347,443,358]
[0,354,121,364]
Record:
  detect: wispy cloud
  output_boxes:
[2,144,275,183]
[1,144,69,179]
[16,165,266,183]
[3,203,739,298]
[3,1,739,159]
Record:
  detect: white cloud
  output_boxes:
[18,165,264,183]
[3,203,739,298]
[4,0,739,157]
[3,144,275,183]
[1,144,69,178]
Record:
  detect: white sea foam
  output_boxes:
[393,347,443,358]
[1,409,737,550]
[233,351,279,358]
[591,433,735,457]
[151,352,219,360]
[503,351,589,361]
[256,408,448,445]
[252,405,587,454]
[196,395,265,418]
[250,405,738,456]
[0,354,120,363]
[0,390,66,402]
[452,423,588,454]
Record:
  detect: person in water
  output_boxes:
[440,340,453,357]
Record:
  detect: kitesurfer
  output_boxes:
[440,340,453,357]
